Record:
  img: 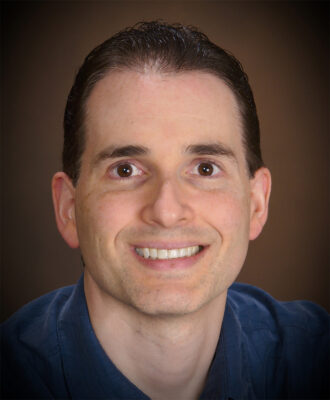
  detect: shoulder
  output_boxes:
[2,285,75,350]
[227,282,329,398]
[1,285,75,398]
[228,282,329,334]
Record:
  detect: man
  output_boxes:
[1,21,328,399]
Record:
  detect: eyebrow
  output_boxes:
[92,142,237,167]
[93,145,149,165]
[185,143,237,161]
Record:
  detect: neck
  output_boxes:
[84,275,226,400]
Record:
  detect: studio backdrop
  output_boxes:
[1,1,329,321]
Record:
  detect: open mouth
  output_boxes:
[135,245,204,260]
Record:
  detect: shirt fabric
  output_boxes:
[1,275,329,399]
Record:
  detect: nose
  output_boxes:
[141,179,194,228]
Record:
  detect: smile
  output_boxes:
[135,245,203,260]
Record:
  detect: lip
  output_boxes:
[131,243,208,271]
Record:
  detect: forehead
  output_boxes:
[84,70,244,159]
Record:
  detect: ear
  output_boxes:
[51,172,79,248]
[249,167,272,240]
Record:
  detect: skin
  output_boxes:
[52,70,271,399]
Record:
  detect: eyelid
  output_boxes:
[107,160,145,179]
[189,159,223,177]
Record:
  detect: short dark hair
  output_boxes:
[63,21,264,184]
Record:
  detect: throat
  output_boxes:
[84,270,226,400]
[115,319,214,400]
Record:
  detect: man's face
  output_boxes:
[73,70,257,316]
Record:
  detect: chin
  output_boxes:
[132,303,200,318]
[126,286,220,317]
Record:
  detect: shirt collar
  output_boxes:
[57,275,149,399]
[200,292,251,400]
[220,294,253,399]
[57,276,250,399]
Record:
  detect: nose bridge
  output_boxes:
[157,178,181,209]
[141,175,193,228]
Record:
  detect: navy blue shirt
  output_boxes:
[1,275,329,399]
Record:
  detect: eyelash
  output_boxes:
[190,160,222,177]
[108,161,145,179]
[107,159,223,180]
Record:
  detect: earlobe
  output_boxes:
[249,167,272,240]
[51,172,79,248]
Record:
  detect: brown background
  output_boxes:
[1,1,329,322]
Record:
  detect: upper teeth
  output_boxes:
[135,246,201,260]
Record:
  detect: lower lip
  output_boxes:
[131,246,207,271]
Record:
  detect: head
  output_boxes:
[52,22,271,317]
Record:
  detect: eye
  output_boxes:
[109,162,143,179]
[192,162,221,177]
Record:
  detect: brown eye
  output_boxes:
[198,163,214,176]
[116,164,133,177]
[110,162,143,179]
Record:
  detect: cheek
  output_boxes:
[79,190,142,239]
[194,189,249,233]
